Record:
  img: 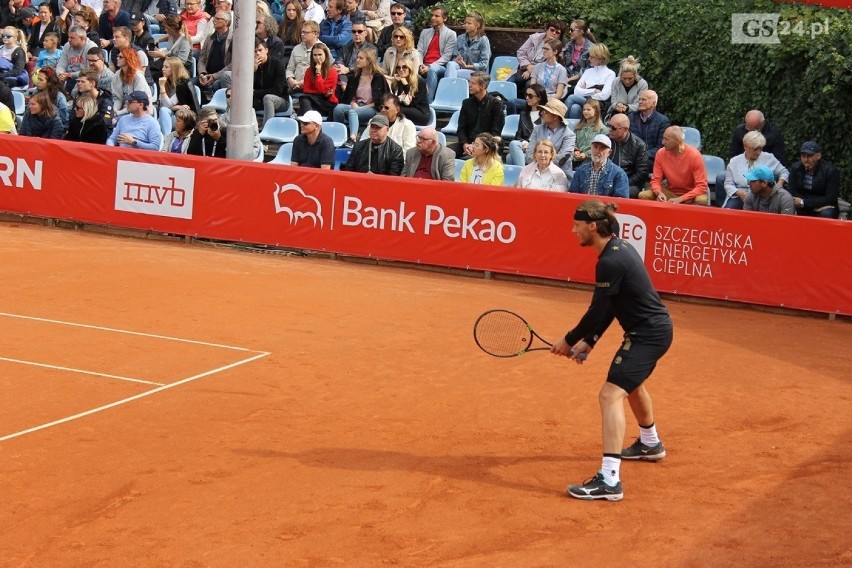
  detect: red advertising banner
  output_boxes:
[1,138,850,315]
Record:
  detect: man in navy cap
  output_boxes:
[743,166,795,215]
[787,141,840,218]
[107,90,162,149]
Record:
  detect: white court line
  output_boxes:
[0,351,270,442]
[0,312,256,352]
[0,356,164,386]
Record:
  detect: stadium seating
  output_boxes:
[489,55,519,82]
[441,110,460,135]
[430,78,468,114]
[683,126,702,150]
[259,117,299,144]
[322,122,348,147]
[502,164,522,187]
[269,143,293,165]
[703,154,727,206]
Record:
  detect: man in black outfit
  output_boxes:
[728,109,787,166]
[552,199,673,502]
[451,71,504,158]
[341,114,404,175]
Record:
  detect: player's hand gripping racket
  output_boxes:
[473,309,587,359]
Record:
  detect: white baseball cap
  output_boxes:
[591,134,612,148]
[296,110,323,126]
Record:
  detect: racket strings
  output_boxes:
[474,311,534,357]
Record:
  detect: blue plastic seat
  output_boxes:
[322,121,348,147]
[703,154,726,206]
[436,131,447,146]
[430,77,468,114]
[202,88,228,112]
[441,110,460,135]
[454,158,465,181]
[489,55,519,81]
[12,90,25,115]
[501,113,519,142]
[502,164,522,187]
[683,126,702,150]
[158,107,174,136]
[488,80,518,107]
[259,117,299,144]
[334,147,351,169]
[269,143,293,165]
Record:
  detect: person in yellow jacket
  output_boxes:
[459,133,504,186]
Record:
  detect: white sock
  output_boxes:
[640,423,660,446]
[600,456,621,486]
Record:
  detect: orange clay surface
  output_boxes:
[0,222,849,568]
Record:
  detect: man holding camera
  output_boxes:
[186,108,227,157]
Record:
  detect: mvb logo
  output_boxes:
[114,161,195,219]
[615,213,646,261]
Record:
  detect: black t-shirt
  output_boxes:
[566,237,671,346]
[292,132,335,168]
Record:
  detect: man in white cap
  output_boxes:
[743,166,795,215]
[106,90,162,149]
[341,113,404,175]
[569,134,629,197]
[291,110,335,169]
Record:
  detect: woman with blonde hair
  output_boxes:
[446,12,490,80]
[389,55,429,126]
[516,139,568,190]
[606,55,648,118]
[112,47,152,116]
[573,99,608,164]
[381,26,419,79]
[158,56,198,112]
[460,133,504,186]
[565,42,615,119]
[298,42,338,117]
[332,48,388,147]
[0,26,28,87]
[65,94,107,144]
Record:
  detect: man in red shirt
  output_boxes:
[415,5,455,103]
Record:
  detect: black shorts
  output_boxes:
[606,320,673,394]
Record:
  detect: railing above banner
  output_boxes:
[1,138,850,316]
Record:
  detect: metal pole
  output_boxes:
[226,0,258,161]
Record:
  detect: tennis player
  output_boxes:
[551,199,673,501]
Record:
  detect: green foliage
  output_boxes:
[467,0,852,200]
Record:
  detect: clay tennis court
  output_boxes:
[1,221,849,567]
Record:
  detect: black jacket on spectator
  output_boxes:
[28,18,61,54]
[339,72,388,108]
[610,131,650,189]
[20,112,65,139]
[729,120,787,166]
[457,92,505,147]
[342,137,405,175]
[514,108,540,142]
[252,55,288,111]
[392,75,429,126]
[186,129,228,157]
[787,159,840,213]
[263,35,286,62]
[64,112,108,143]
[171,77,200,114]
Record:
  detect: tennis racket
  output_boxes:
[473,309,588,360]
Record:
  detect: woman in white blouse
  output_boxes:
[564,43,616,119]
[516,139,568,191]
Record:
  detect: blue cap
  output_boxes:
[800,140,821,155]
[744,166,775,183]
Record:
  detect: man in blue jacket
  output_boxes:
[569,134,629,198]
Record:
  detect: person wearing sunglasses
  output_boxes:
[375,2,408,56]
[332,20,376,97]
[388,56,428,126]
[257,14,286,61]
[380,25,418,80]
[513,19,564,94]
[378,93,415,156]
[65,93,108,144]
[0,27,28,88]
[507,83,546,167]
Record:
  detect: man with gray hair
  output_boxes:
[639,125,708,205]
[56,26,99,91]
[628,89,669,163]
[197,10,233,93]
[728,109,787,166]
[401,127,456,180]
[569,134,629,197]
[608,112,649,197]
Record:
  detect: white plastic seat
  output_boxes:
[259,117,299,144]
[269,143,293,165]
[430,77,468,114]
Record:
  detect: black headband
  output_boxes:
[574,209,606,222]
